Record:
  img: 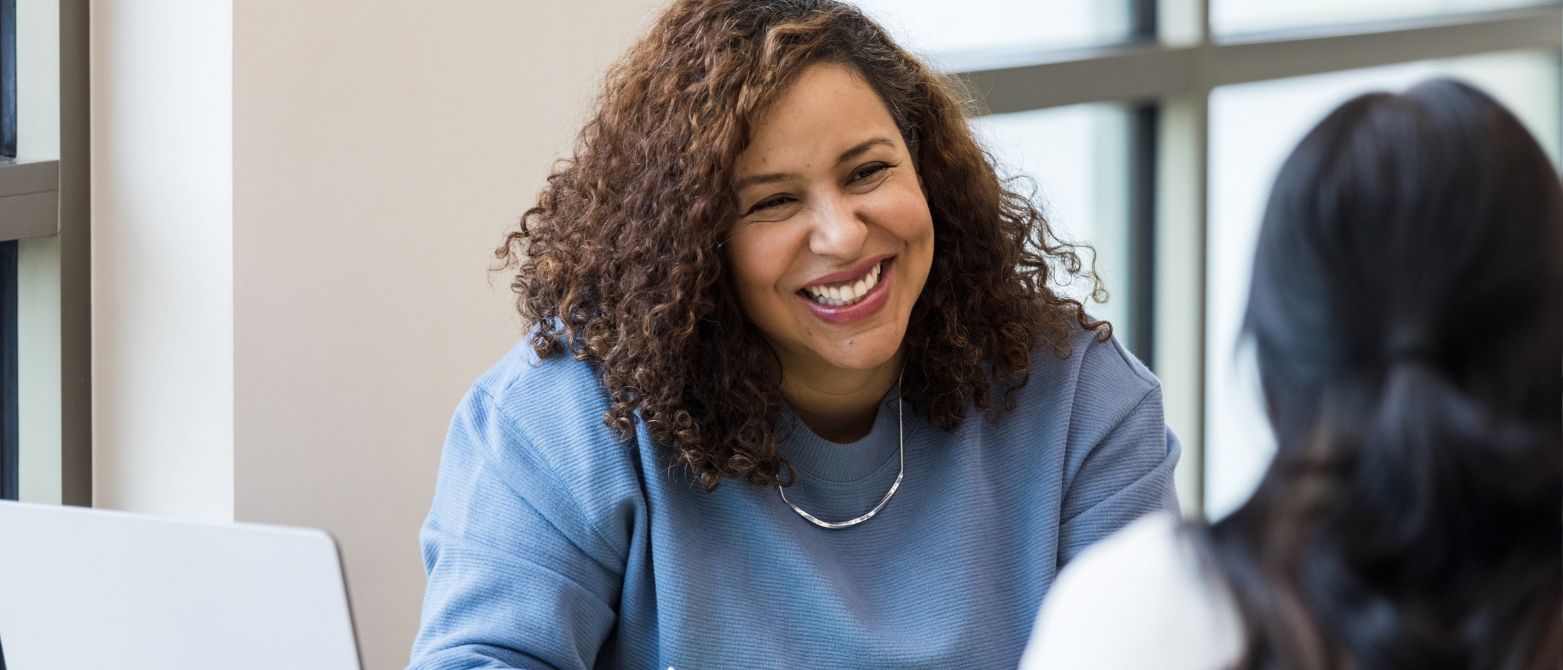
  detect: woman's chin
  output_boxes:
[813,339,902,374]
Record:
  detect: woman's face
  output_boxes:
[726,63,936,380]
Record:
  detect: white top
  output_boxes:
[1019,512,1246,670]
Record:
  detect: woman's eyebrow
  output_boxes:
[733,138,896,191]
[734,172,797,191]
[835,138,896,166]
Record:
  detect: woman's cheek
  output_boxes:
[879,182,934,241]
[728,235,793,324]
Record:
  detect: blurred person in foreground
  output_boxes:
[1023,78,1562,669]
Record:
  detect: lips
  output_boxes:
[801,260,882,306]
[795,256,894,325]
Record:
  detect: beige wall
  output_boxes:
[232,2,661,669]
[94,1,663,669]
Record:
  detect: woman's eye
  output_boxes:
[850,163,891,182]
[748,195,794,214]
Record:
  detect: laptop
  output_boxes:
[0,500,363,670]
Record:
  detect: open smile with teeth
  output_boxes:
[801,260,884,307]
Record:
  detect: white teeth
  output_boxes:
[803,261,884,306]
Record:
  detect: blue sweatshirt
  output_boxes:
[409,326,1180,670]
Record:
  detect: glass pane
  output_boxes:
[1204,50,1561,520]
[1214,0,1555,36]
[969,104,1137,349]
[850,0,1134,67]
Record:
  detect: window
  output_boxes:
[852,0,1144,65]
[854,0,1563,518]
[0,0,88,506]
[1213,0,1554,36]
[971,103,1142,349]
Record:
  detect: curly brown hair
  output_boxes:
[500,0,1107,491]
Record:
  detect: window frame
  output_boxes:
[0,0,90,506]
[1,240,14,502]
[1,0,15,159]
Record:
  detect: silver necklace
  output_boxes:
[777,376,904,529]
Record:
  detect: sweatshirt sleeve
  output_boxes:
[1055,338,1182,564]
[408,386,631,670]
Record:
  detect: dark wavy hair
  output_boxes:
[498,0,1105,490]
[1205,79,1563,669]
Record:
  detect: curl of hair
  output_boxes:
[498,0,1106,491]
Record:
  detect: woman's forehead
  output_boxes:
[735,64,903,180]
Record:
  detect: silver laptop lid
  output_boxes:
[0,501,362,670]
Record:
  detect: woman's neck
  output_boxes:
[780,350,902,444]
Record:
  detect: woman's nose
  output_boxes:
[807,196,868,259]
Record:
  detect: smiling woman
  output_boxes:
[726,64,935,444]
[410,1,1180,668]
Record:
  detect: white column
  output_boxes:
[90,0,234,522]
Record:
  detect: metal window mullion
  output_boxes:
[59,0,89,507]
[1122,0,1163,369]
[954,4,1563,115]
[1126,104,1157,367]
[1151,0,1210,519]
[958,46,1194,113]
[0,240,16,501]
[1210,7,1563,86]
[1,0,15,158]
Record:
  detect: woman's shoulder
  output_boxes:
[434,339,644,580]
[1014,317,1162,426]
[1020,512,1245,670]
[466,338,625,444]
[1041,317,1159,396]
[473,337,604,403]
[453,339,643,502]
[465,335,623,440]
